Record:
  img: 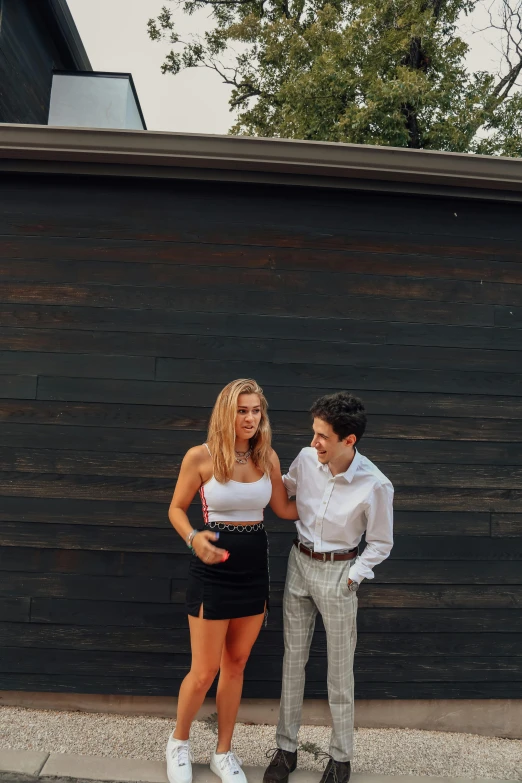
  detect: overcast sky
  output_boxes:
[67,0,505,136]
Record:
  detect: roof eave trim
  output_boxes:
[1,123,522,196]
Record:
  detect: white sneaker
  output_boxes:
[166,735,193,783]
[210,750,247,783]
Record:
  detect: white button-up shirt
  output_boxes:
[283,447,394,583]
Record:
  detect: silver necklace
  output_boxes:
[235,448,252,464]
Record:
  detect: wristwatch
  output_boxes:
[347,580,359,592]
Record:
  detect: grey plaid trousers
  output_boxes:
[276,545,358,761]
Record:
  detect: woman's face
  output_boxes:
[235,393,262,442]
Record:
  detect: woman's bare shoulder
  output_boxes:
[268,447,280,469]
[183,444,211,466]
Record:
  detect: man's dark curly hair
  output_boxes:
[310,391,367,442]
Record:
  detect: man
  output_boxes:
[264,392,394,783]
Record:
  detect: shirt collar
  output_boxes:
[317,447,361,483]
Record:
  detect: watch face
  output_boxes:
[349,581,359,592]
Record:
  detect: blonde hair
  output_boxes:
[207,378,272,483]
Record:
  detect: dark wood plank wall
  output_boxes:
[0,172,521,700]
[0,0,71,124]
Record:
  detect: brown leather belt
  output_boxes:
[294,539,358,562]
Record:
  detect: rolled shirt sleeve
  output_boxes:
[349,480,394,583]
[282,453,300,497]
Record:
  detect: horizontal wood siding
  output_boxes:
[0,0,70,124]
[0,173,521,699]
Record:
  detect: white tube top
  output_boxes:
[199,474,272,523]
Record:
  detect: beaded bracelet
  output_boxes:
[186,528,199,554]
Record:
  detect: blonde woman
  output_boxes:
[166,379,297,783]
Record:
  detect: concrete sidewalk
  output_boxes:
[0,749,515,783]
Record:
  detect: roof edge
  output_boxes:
[47,0,92,71]
[1,123,522,198]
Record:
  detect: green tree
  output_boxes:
[148,0,522,154]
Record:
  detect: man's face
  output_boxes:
[311,417,354,464]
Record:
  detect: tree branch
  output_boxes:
[421,0,445,19]
[492,54,522,99]
[401,103,422,148]
[230,88,262,106]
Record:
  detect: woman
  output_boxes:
[166,378,297,783]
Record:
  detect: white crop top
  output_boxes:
[199,445,272,523]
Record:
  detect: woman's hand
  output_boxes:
[192,530,229,565]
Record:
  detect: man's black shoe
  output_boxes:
[319,758,351,783]
[263,748,297,783]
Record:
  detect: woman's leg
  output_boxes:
[215,610,265,753]
[174,613,230,740]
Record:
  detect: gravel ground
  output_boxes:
[0,707,520,780]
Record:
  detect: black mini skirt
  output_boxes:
[186,523,269,620]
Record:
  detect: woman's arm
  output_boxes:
[169,447,228,565]
[269,450,298,520]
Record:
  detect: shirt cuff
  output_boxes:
[348,564,369,583]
